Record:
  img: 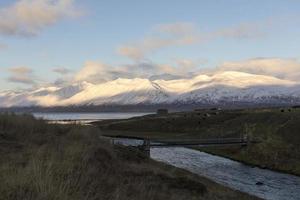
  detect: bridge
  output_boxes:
[107,135,259,156]
[148,138,251,147]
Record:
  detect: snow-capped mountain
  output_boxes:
[1,71,300,107]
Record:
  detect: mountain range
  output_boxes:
[1,71,300,108]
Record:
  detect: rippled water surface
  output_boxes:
[151,147,300,200]
[108,138,300,199]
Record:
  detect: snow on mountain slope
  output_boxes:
[60,78,169,105]
[164,71,300,104]
[0,92,34,107]
[0,82,91,107]
[173,84,300,105]
[154,71,295,93]
[0,71,299,107]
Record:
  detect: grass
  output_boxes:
[0,113,258,200]
[94,107,300,176]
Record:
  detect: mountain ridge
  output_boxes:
[1,71,300,108]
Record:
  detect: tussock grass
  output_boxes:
[0,113,257,200]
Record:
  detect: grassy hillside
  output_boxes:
[0,113,257,200]
[95,107,300,175]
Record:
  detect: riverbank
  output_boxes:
[94,107,300,176]
[0,113,258,200]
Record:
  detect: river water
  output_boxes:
[151,147,300,200]
[112,138,300,200]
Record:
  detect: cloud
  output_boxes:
[102,58,202,81]
[214,22,268,39]
[37,57,300,88]
[117,60,198,80]
[9,58,300,91]
[117,22,201,61]
[74,61,132,83]
[53,78,66,86]
[74,61,107,83]
[218,58,300,81]
[174,58,207,73]
[156,22,197,36]
[52,67,73,86]
[72,59,201,84]
[7,66,36,85]
[117,21,268,61]
[53,67,72,75]
[9,67,32,74]
[0,0,82,37]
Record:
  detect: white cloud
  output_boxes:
[0,0,82,37]
[72,59,201,84]
[218,58,300,81]
[175,58,207,73]
[117,21,268,61]
[117,22,201,61]
[8,57,300,91]
[74,61,133,83]
[123,61,192,79]
[214,22,267,39]
[7,66,36,85]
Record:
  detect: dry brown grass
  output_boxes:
[0,113,258,200]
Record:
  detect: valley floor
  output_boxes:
[0,113,258,200]
[94,107,300,176]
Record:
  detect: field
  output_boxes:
[0,113,258,200]
[94,107,300,175]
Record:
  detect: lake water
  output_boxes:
[111,137,300,200]
[33,112,152,121]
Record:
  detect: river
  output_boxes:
[35,113,300,200]
[151,147,300,200]
[112,137,300,200]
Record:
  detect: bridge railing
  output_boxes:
[106,135,257,149]
[150,137,247,145]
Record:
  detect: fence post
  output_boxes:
[142,138,151,157]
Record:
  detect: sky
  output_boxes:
[1,0,300,91]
